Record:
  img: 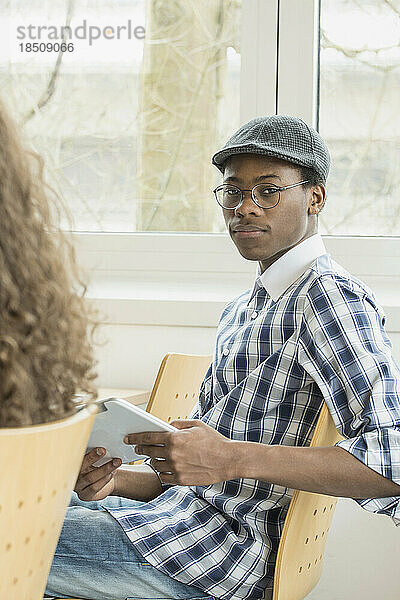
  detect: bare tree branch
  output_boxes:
[22,0,74,125]
[321,30,399,73]
[383,0,400,17]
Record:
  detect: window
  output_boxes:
[1,0,241,233]
[1,0,398,277]
[318,0,400,236]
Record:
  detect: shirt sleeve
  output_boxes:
[297,274,400,525]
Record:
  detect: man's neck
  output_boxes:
[258,231,318,274]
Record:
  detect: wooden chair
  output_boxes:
[271,402,344,600]
[0,404,97,600]
[144,353,212,422]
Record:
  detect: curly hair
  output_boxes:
[0,100,97,427]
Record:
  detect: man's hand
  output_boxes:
[124,420,235,486]
[74,448,122,501]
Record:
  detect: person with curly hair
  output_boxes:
[0,99,97,427]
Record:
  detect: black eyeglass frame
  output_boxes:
[213,180,311,210]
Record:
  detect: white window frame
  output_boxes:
[72,0,400,331]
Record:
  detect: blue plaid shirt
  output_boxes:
[105,234,400,600]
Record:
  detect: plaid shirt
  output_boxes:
[105,234,400,600]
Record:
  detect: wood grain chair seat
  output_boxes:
[0,405,97,600]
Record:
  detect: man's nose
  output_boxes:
[235,189,263,216]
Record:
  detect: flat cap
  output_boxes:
[212,115,330,181]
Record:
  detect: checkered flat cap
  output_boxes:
[212,115,330,181]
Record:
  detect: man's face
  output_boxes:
[221,154,318,271]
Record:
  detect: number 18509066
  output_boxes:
[19,42,75,52]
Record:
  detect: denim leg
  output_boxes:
[68,489,143,511]
[45,492,213,600]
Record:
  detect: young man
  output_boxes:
[45,116,400,600]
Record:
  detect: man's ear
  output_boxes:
[308,184,326,215]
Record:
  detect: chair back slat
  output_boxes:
[146,353,212,422]
[0,406,97,600]
[271,403,344,600]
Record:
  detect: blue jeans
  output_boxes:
[44,491,214,600]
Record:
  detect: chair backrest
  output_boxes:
[0,405,97,600]
[271,403,344,600]
[146,353,212,422]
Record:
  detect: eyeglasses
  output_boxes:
[213,180,310,210]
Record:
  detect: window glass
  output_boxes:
[318,0,400,236]
[1,0,241,232]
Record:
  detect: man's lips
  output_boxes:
[231,225,269,238]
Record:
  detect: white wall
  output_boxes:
[308,500,400,600]
[94,326,400,391]
[94,323,216,390]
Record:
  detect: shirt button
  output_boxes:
[251,311,258,319]
[222,348,230,356]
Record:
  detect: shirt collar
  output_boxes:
[249,233,328,304]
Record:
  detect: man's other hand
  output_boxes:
[74,448,122,501]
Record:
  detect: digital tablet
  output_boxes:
[87,398,177,467]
